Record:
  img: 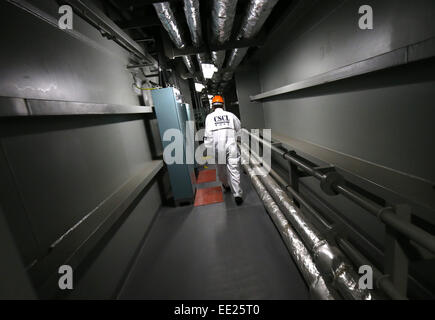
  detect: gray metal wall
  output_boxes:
[0,1,161,298]
[236,0,435,298]
[0,0,139,105]
[235,67,265,129]
[258,0,435,181]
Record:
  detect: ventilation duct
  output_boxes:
[183,0,202,46]
[226,0,279,70]
[153,2,196,75]
[211,72,222,84]
[222,71,234,81]
[183,0,209,77]
[210,0,239,69]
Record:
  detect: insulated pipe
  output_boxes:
[243,163,338,300]
[226,0,279,70]
[210,0,238,69]
[245,130,435,254]
[183,0,202,47]
[182,56,196,75]
[183,0,209,76]
[153,2,196,74]
[241,147,373,300]
[222,71,234,82]
[243,142,332,230]
[337,239,408,300]
[245,143,406,300]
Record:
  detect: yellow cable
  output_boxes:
[133,83,160,91]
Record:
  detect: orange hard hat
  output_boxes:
[212,95,224,105]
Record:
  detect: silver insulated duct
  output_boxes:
[243,163,338,300]
[183,0,202,46]
[227,0,279,70]
[153,2,196,75]
[242,146,374,300]
[183,0,208,73]
[210,0,238,69]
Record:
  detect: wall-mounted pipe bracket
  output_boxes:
[320,172,345,196]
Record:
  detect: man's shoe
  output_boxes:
[222,184,231,193]
[235,197,243,206]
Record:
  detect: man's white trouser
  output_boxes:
[214,143,243,198]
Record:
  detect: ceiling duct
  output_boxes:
[183,0,209,78]
[211,72,222,83]
[182,55,195,75]
[222,71,234,81]
[153,2,196,75]
[226,0,279,71]
[183,0,202,46]
[210,0,239,69]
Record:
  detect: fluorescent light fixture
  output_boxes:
[195,83,205,92]
[207,95,214,108]
[201,63,218,79]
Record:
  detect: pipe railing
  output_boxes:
[241,146,373,300]
[243,162,338,300]
[244,129,435,254]
[243,142,406,300]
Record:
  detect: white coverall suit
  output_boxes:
[204,108,243,198]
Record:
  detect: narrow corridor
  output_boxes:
[119,171,308,299]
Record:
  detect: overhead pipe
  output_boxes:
[243,163,339,300]
[182,55,196,76]
[241,146,373,300]
[54,0,155,65]
[183,0,209,78]
[222,71,234,82]
[153,2,196,75]
[226,0,279,71]
[183,0,202,47]
[210,0,239,69]
[211,72,222,84]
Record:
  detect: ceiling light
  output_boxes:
[195,83,205,92]
[201,63,218,79]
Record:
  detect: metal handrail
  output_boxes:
[244,129,435,254]
[243,142,405,300]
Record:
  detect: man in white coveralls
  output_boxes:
[204,95,243,206]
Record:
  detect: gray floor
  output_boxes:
[118,169,309,300]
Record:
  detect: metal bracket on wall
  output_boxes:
[286,150,316,207]
[250,36,435,101]
[127,63,155,69]
[0,97,153,117]
[384,204,412,296]
[270,132,435,226]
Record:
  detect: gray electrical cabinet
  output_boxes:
[151,87,196,204]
